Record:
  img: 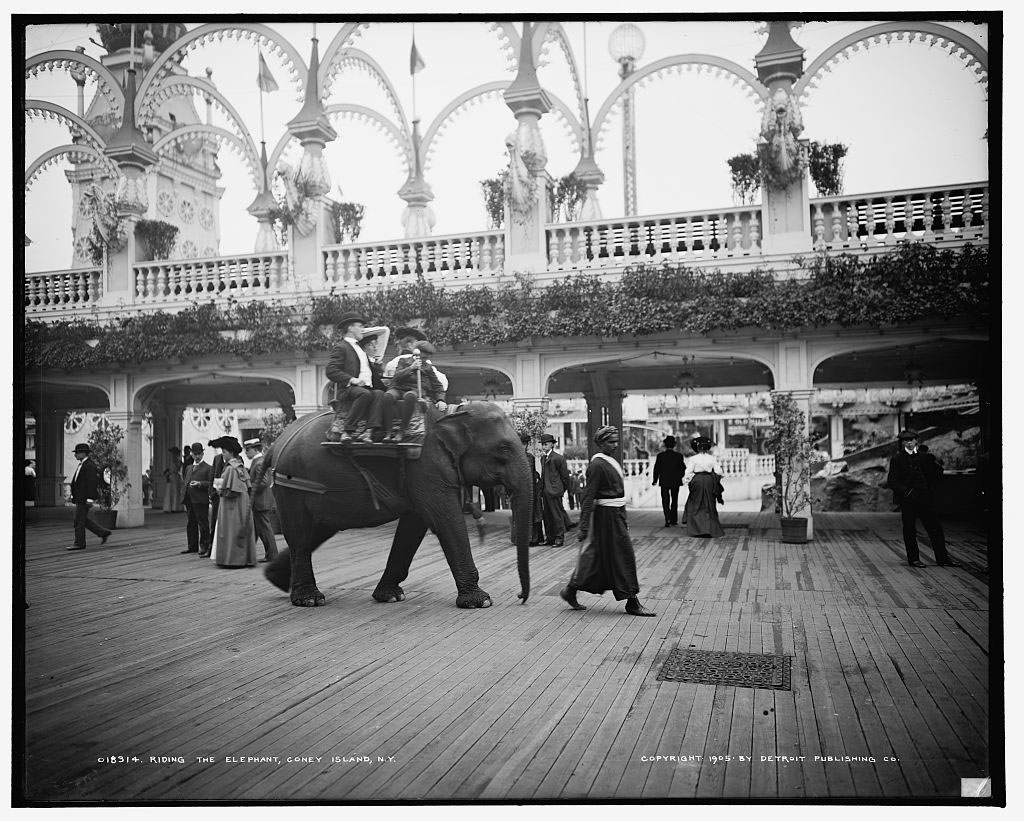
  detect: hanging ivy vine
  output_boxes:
[135,219,180,261]
[727,141,849,201]
[329,201,366,244]
[25,243,989,371]
[81,183,126,266]
[480,172,508,229]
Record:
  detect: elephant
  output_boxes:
[261,402,533,609]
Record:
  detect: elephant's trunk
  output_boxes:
[508,458,532,603]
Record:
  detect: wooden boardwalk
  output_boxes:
[17,505,995,803]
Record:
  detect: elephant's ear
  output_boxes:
[432,411,473,480]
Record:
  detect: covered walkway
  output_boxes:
[18,506,994,803]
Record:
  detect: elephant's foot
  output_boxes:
[456,589,492,609]
[290,585,326,607]
[372,584,406,603]
[264,557,291,592]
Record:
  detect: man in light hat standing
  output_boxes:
[244,437,278,562]
[67,443,112,551]
[560,426,655,616]
[652,435,686,527]
[886,429,960,568]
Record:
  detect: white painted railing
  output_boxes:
[546,205,763,271]
[322,230,504,287]
[25,267,103,311]
[24,182,989,317]
[810,183,987,252]
[134,252,290,303]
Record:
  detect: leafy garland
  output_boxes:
[509,407,549,457]
[135,219,180,261]
[482,171,588,228]
[728,141,849,201]
[329,201,366,244]
[25,243,988,371]
[81,183,127,266]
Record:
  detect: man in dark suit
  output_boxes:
[325,311,380,444]
[652,435,686,527]
[204,442,226,557]
[67,443,112,551]
[886,429,960,569]
[181,442,213,555]
[244,438,279,563]
[539,433,571,547]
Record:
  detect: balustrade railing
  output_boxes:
[25,267,102,311]
[323,231,504,287]
[134,252,290,303]
[810,184,987,252]
[25,183,989,317]
[547,206,763,271]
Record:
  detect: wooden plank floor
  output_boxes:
[17,505,995,803]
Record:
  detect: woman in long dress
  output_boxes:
[162,447,184,513]
[683,437,725,538]
[209,436,257,568]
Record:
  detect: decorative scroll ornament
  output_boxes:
[759,87,806,189]
[277,161,319,237]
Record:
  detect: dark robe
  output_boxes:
[572,454,641,600]
[684,472,725,537]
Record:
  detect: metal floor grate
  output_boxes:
[656,648,792,690]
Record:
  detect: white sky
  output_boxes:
[22,15,989,272]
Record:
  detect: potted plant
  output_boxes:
[764,391,814,543]
[86,423,131,530]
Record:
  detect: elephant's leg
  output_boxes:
[372,511,428,603]
[432,514,491,609]
[287,522,338,607]
[264,548,291,592]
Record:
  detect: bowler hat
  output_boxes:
[394,326,422,340]
[190,442,205,452]
[413,340,436,356]
[663,436,677,447]
[72,443,91,455]
[539,433,555,444]
[898,429,920,441]
[337,311,366,331]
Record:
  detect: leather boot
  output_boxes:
[560,585,586,610]
[625,598,656,617]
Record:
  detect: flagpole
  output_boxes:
[411,23,417,122]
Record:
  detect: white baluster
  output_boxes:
[812,203,826,250]
[731,212,744,255]
[156,264,168,299]
[494,234,505,273]
[884,196,896,245]
[903,194,915,242]
[980,188,989,238]
[748,210,761,254]
[940,190,952,237]
[480,236,492,273]
[847,200,862,249]
[830,204,843,249]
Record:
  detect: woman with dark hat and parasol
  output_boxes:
[207,436,257,568]
[682,436,725,537]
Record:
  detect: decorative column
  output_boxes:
[829,413,845,459]
[609,23,645,217]
[101,59,158,304]
[774,338,815,538]
[573,120,605,221]
[398,120,436,238]
[582,371,624,460]
[105,374,145,527]
[31,405,67,507]
[247,142,279,253]
[754,21,810,255]
[286,33,337,288]
[503,23,553,274]
[509,350,548,413]
[293,364,328,417]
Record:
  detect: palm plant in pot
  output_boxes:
[764,392,814,543]
[86,423,131,530]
